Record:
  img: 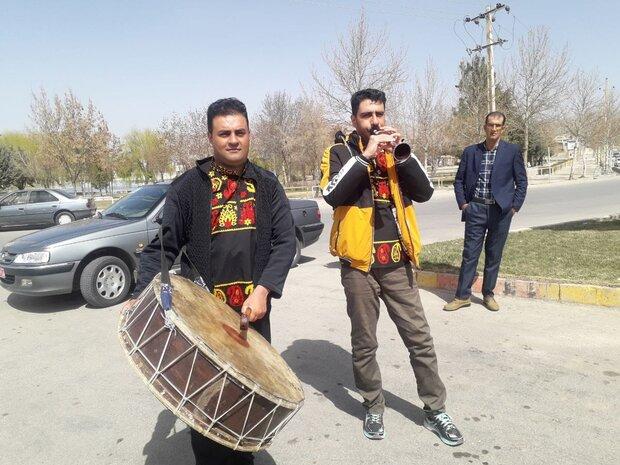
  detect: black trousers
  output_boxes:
[190,316,271,465]
[455,202,513,299]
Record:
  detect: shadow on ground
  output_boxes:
[323,261,340,269]
[298,255,316,265]
[143,410,276,465]
[281,339,426,426]
[6,291,85,313]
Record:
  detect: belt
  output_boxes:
[471,197,496,205]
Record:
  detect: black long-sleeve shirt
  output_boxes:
[133,157,295,300]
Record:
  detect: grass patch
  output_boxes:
[421,217,620,287]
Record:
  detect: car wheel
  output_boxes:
[80,256,131,307]
[291,236,302,268]
[55,211,75,225]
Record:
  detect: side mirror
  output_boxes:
[154,211,163,225]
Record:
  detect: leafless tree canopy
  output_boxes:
[312,11,408,122]
[160,108,212,171]
[407,59,450,171]
[253,92,331,184]
[507,26,570,163]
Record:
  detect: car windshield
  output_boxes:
[50,189,77,199]
[103,184,169,220]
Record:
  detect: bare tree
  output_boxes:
[253,91,299,185]
[506,27,570,164]
[160,108,211,171]
[30,89,117,192]
[594,79,620,173]
[289,97,332,181]
[563,69,601,179]
[406,59,450,172]
[312,10,408,122]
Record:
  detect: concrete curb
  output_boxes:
[415,270,620,308]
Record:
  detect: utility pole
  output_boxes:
[465,3,510,112]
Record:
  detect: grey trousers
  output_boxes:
[341,263,447,414]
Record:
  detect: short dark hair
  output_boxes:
[207,98,249,133]
[485,111,506,125]
[351,89,386,116]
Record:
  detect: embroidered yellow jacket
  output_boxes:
[319,131,434,271]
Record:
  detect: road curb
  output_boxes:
[415,270,620,308]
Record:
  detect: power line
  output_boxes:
[462,3,511,112]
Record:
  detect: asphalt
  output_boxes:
[0,175,618,465]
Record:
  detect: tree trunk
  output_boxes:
[568,150,576,180]
[523,124,530,166]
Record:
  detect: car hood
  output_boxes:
[2,217,143,253]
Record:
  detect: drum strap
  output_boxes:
[158,224,175,329]
[158,223,208,329]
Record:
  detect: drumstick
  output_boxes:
[240,311,250,341]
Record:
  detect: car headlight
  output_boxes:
[13,251,50,264]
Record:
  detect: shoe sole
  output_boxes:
[423,419,464,447]
[443,303,471,312]
[363,429,385,440]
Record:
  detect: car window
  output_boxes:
[50,189,76,199]
[29,190,58,203]
[1,193,17,206]
[104,184,169,220]
[2,192,29,206]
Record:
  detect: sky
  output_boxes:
[1,0,618,136]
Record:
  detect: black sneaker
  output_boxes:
[423,412,463,446]
[363,411,385,440]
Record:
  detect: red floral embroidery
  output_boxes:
[376,180,390,199]
[211,197,219,207]
[376,152,387,171]
[376,243,391,264]
[239,201,255,225]
[211,210,219,229]
[223,179,237,198]
[240,191,248,199]
[227,285,245,307]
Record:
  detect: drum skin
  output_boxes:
[118,274,304,452]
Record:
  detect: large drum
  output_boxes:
[118,274,304,452]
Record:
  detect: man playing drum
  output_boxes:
[320,89,464,446]
[123,97,296,465]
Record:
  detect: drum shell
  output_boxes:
[118,279,302,451]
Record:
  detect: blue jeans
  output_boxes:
[455,202,513,299]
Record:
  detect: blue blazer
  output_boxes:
[454,140,528,220]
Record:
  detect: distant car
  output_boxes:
[0,189,96,228]
[0,183,323,307]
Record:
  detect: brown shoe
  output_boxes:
[443,298,471,312]
[483,295,500,311]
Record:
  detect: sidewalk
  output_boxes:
[1,247,618,465]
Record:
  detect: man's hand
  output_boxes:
[511,208,517,215]
[241,285,270,322]
[461,203,469,210]
[362,126,402,160]
[121,298,137,314]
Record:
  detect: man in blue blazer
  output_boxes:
[444,111,528,312]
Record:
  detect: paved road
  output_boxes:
[0,176,618,465]
[315,175,620,246]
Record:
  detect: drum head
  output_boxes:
[154,274,304,406]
